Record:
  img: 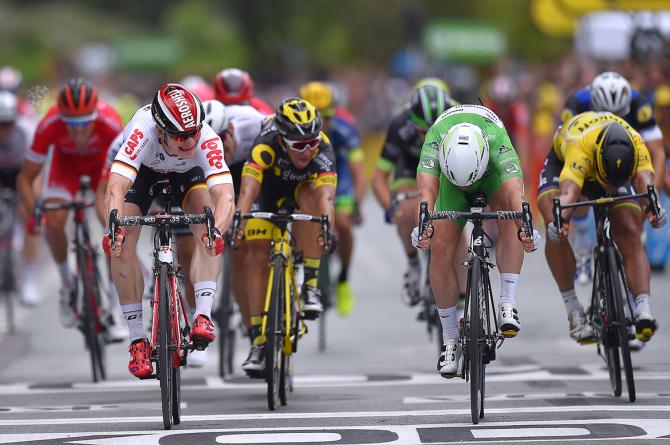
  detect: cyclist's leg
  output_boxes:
[334,156,356,315]
[294,181,325,317]
[432,177,468,376]
[487,175,524,336]
[538,151,592,342]
[394,179,421,305]
[610,197,656,340]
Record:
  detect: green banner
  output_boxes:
[423,21,506,63]
[115,37,185,69]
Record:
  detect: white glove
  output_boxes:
[657,207,667,227]
[529,229,543,251]
[547,222,560,242]
[411,226,421,249]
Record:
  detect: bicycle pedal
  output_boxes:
[190,340,210,351]
[500,330,518,338]
[300,311,320,321]
[578,337,598,345]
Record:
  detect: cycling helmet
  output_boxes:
[151,83,204,135]
[299,81,334,116]
[409,85,450,128]
[595,121,637,187]
[487,75,517,103]
[0,91,17,123]
[57,79,98,118]
[0,66,21,92]
[274,97,322,139]
[590,72,632,116]
[214,68,254,104]
[439,123,489,187]
[202,99,230,134]
[180,75,215,101]
[415,77,449,94]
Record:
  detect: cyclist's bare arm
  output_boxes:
[371,168,393,210]
[416,172,439,219]
[16,160,42,213]
[209,182,235,232]
[645,138,665,191]
[104,172,133,225]
[499,177,527,230]
[236,175,261,215]
[317,184,336,224]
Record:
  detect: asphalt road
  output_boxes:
[0,197,669,444]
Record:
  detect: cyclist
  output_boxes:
[300,81,365,316]
[103,83,235,378]
[0,91,40,305]
[235,98,336,374]
[561,72,665,284]
[16,79,123,329]
[537,111,663,345]
[181,75,216,101]
[0,66,36,121]
[214,68,273,115]
[413,104,540,377]
[372,84,458,306]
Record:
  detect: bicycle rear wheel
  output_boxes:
[317,254,330,353]
[158,264,173,430]
[468,259,483,425]
[608,249,635,402]
[172,366,181,424]
[266,256,284,410]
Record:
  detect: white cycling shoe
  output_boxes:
[437,339,461,378]
[498,304,520,338]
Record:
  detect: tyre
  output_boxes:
[279,352,291,406]
[158,264,173,430]
[78,243,106,383]
[468,260,483,425]
[172,366,181,424]
[317,254,330,353]
[596,256,621,398]
[266,256,284,411]
[609,249,635,402]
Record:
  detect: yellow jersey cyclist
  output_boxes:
[235,98,337,374]
[300,81,365,316]
[537,111,665,345]
[413,104,540,377]
[372,83,458,306]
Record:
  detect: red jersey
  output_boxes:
[249,96,274,116]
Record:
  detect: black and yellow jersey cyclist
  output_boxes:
[235,98,337,375]
[537,111,665,345]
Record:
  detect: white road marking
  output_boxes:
[471,427,591,438]
[215,432,341,443]
[0,405,669,426]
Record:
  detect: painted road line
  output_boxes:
[0,405,669,426]
[214,432,342,443]
[470,427,590,438]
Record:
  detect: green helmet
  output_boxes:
[409,85,452,128]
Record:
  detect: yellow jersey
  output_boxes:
[552,111,653,188]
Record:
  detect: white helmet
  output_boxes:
[439,123,489,187]
[590,71,632,116]
[203,100,230,134]
[0,91,17,123]
[0,66,21,92]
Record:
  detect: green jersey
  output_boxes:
[417,104,522,182]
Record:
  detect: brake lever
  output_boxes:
[552,197,562,232]
[419,201,429,236]
[647,184,661,219]
[230,209,241,248]
[521,201,533,236]
[109,209,119,246]
[203,206,215,247]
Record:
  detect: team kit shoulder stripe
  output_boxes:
[438,104,504,128]
[112,160,138,175]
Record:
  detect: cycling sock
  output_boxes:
[121,303,145,342]
[194,281,216,319]
[408,251,419,267]
[250,315,262,346]
[498,273,519,307]
[560,288,581,314]
[634,293,651,317]
[304,258,320,288]
[56,261,74,289]
[338,263,349,283]
[437,305,459,343]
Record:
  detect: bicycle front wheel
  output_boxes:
[158,264,173,430]
[608,248,635,402]
[595,253,621,397]
[78,244,106,383]
[468,259,483,425]
[266,256,284,411]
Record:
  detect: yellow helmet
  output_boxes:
[299,81,334,116]
[655,84,670,108]
[274,97,322,139]
[415,77,450,95]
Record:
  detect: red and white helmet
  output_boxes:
[214,68,254,104]
[151,83,204,134]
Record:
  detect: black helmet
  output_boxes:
[409,85,451,128]
[595,122,637,187]
[274,97,322,139]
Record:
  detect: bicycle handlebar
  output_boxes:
[552,184,660,232]
[33,176,94,232]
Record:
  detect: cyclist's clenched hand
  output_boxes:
[201,231,225,256]
[519,228,542,253]
[411,225,433,251]
[648,206,667,228]
[102,230,125,258]
[547,220,569,242]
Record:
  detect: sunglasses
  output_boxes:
[282,136,320,152]
[166,125,202,142]
[61,114,97,128]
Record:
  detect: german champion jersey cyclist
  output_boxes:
[414,104,540,377]
[104,83,235,379]
[537,111,662,346]
[235,98,336,375]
